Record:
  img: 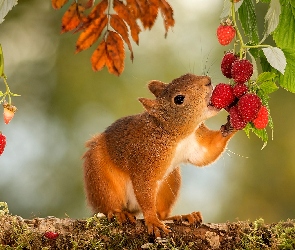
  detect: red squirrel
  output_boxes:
[83,73,235,236]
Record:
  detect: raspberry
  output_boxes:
[44,231,59,239]
[210,83,235,109]
[221,52,238,78]
[231,59,253,84]
[216,24,236,46]
[238,93,262,122]
[253,106,268,129]
[0,133,6,156]
[3,103,17,125]
[233,83,248,98]
[229,105,247,130]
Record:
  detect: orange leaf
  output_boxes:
[126,0,141,19]
[77,0,95,9]
[105,31,125,76]
[76,15,108,53]
[61,2,85,33]
[137,0,159,29]
[159,0,175,36]
[113,0,141,45]
[87,0,108,22]
[110,14,134,61]
[52,0,69,9]
[91,40,107,71]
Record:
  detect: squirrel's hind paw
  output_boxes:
[167,211,203,226]
[107,210,136,224]
[146,220,171,238]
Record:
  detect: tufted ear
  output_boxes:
[138,98,157,113]
[148,80,166,98]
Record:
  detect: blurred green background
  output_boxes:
[0,0,295,224]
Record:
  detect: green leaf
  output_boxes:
[263,0,281,39]
[0,44,3,76]
[278,49,295,92]
[256,72,277,83]
[259,80,279,94]
[262,47,287,74]
[238,0,259,44]
[273,0,295,50]
[0,0,18,24]
[243,123,268,148]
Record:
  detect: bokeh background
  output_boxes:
[0,0,295,224]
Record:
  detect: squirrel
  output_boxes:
[82,73,235,237]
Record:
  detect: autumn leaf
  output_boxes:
[105,31,125,76]
[126,0,141,19]
[110,14,134,60]
[113,0,141,45]
[86,0,108,23]
[52,0,68,9]
[159,0,175,36]
[61,2,85,33]
[76,15,108,53]
[91,40,107,72]
[138,0,159,29]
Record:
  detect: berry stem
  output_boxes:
[231,2,271,58]
[0,74,20,105]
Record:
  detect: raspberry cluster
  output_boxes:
[210,52,269,131]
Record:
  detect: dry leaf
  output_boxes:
[110,14,134,60]
[105,31,125,76]
[61,2,85,33]
[76,15,108,53]
[159,0,175,36]
[138,0,159,29]
[86,0,108,23]
[113,0,141,45]
[77,0,95,9]
[91,40,107,72]
[126,0,141,19]
[52,0,68,9]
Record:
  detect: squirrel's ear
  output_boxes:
[148,80,166,97]
[138,98,157,113]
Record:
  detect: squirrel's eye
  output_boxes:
[174,95,185,105]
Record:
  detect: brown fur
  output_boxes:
[82,74,235,236]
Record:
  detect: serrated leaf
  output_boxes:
[0,0,18,24]
[278,49,295,92]
[238,0,259,44]
[262,47,286,74]
[273,1,295,50]
[220,0,244,19]
[256,72,277,83]
[262,0,281,42]
[0,44,3,76]
[259,81,279,94]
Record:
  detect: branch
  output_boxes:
[1,213,294,249]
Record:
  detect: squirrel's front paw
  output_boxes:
[145,219,171,238]
[167,211,202,226]
[220,116,236,137]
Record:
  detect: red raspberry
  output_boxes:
[0,133,6,156]
[221,52,238,78]
[238,93,262,122]
[210,83,235,109]
[216,24,236,46]
[229,105,247,130]
[44,231,59,239]
[253,106,268,129]
[233,83,248,98]
[231,59,253,84]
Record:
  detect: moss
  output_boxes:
[239,218,295,250]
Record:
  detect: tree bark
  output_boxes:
[1,211,295,249]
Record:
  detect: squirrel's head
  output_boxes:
[139,73,219,132]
